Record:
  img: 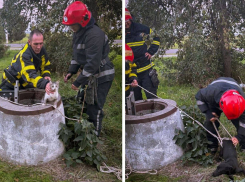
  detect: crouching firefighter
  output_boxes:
[125,8,160,101]
[195,77,245,153]
[0,29,53,94]
[62,1,115,136]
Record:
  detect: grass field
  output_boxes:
[0,50,122,182]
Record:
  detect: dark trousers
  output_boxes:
[131,69,157,101]
[86,80,112,136]
[205,109,245,149]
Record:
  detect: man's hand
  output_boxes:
[231,137,239,146]
[145,52,152,60]
[45,82,54,95]
[210,112,219,122]
[64,73,72,83]
[44,76,51,81]
[71,84,79,91]
[131,79,138,87]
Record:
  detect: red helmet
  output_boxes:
[62,1,91,27]
[125,8,133,21]
[220,90,245,120]
[125,44,134,62]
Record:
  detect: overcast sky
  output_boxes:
[0,0,2,8]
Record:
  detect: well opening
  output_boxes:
[135,102,166,116]
[18,89,45,105]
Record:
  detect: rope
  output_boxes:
[100,162,122,181]
[125,158,157,179]
[126,84,225,143]
[212,122,223,147]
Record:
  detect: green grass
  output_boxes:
[0,50,122,182]
[0,160,54,182]
[0,50,19,73]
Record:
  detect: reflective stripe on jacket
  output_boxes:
[125,62,137,91]
[3,43,50,89]
[68,17,115,87]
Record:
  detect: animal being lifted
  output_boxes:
[42,81,59,108]
[212,139,245,181]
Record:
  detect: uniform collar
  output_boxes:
[75,17,95,37]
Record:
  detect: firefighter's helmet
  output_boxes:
[125,44,134,62]
[62,1,91,27]
[220,89,245,120]
[125,8,133,21]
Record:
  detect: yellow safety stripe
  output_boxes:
[125,70,131,75]
[129,63,137,68]
[125,85,130,91]
[22,82,28,87]
[127,41,145,47]
[137,62,155,73]
[152,41,160,45]
[129,73,137,78]
[41,55,51,76]
[42,70,51,76]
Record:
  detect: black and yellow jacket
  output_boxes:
[3,43,51,89]
[126,22,160,73]
[67,17,115,87]
[125,62,137,91]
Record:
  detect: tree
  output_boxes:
[0,0,28,42]
[128,0,245,84]
[0,0,121,73]
[0,17,7,58]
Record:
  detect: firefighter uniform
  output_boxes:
[67,17,115,136]
[126,22,160,101]
[1,43,50,90]
[125,61,137,97]
[195,77,245,150]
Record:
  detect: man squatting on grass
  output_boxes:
[195,77,245,153]
[0,29,53,95]
[62,1,115,136]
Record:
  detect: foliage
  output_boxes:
[0,24,8,58]
[128,0,245,83]
[58,96,107,169]
[173,105,213,166]
[0,0,28,42]
[44,32,73,73]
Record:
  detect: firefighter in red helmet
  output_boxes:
[125,44,138,97]
[62,1,115,136]
[195,77,245,153]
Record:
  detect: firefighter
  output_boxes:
[195,77,245,153]
[0,29,53,94]
[62,1,115,136]
[125,8,160,101]
[125,44,138,97]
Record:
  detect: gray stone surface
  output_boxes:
[0,102,65,165]
[126,109,184,170]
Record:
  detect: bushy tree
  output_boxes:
[0,18,8,58]
[128,0,245,84]
[0,0,28,42]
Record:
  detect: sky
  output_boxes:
[0,0,2,8]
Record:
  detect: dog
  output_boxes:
[212,139,245,180]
